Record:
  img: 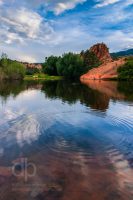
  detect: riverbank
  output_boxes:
[24,74,63,81]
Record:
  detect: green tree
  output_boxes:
[56,53,84,79]
[1,53,8,59]
[81,50,101,70]
[118,57,133,80]
[26,67,40,75]
[42,56,59,75]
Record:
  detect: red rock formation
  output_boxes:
[80,58,126,80]
[90,43,112,63]
[20,62,42,70]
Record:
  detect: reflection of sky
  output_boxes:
[0,87,133,198]
[0,88,133,163]
[0,89,88,150]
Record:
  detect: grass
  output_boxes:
[24,73,63,81]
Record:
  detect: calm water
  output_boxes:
[0,80,133,200]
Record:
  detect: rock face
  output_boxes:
[80,58,126,80]
[20,62,42,70]
[90,43,112,63]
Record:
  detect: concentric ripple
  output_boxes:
[0,81,133,200]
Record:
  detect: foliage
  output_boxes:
[81,50,101,70]
[42,56,59,75]
[56,53,84,79]
[0,55,26,80]
[1,53,8,59]
[26,67,41,75]
[117,57,133,80]
[42,50,101,79]
[117,81,133,101]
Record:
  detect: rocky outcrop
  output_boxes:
[21,62,42,70]
[80,58,125,80]
[90,43,112,63]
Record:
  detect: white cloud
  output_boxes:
[51,0,87,15]
[0,0,132,62]
[95,0,121,7]
[17,54,37,63]
[0,0,3,5]
[105,31,133,51]
[0,0,87,15]
[0,7,55,44]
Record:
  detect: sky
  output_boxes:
[0,0,133,62]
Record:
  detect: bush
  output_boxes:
[118,58,133,80]
[26,67,40,75]
[81,50,101,70]
[56,53,84,79]
[0,57,26,80]
[42,56,59,75]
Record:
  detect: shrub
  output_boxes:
[118,58,133,80]
[56,53,84,79]
[26,67,40,75]
[81,50,101,70]
[0,57,26,80]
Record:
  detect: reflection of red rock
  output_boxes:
[0,166,11,176]
[81,80,125,100]
[90,43,112,63]
[81,58,125,80]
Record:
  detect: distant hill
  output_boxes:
[111,49,133,58]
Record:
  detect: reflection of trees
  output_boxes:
[0,80,45,102]
[41,81,109,111]
[1,80,132,111]
[117,81,133,101]
[0,81,26,102]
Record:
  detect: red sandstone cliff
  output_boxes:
[80,58,125,80]
[90,43,112,63]
[20,62,42,70]
[81,43,126,80]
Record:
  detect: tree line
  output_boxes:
[42,50,101,79]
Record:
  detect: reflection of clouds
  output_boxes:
[108,102,133,119]
[16,115,40,146]
[108,148,133,193]
[18,89,37,99]
[3,109,23,120]
[0,107,56,149]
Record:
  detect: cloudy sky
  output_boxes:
[0,0,133,62]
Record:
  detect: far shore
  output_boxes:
[24,74,63,81]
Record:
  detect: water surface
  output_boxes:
[0,80,133,200]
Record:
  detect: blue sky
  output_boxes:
[0,0,133,62]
